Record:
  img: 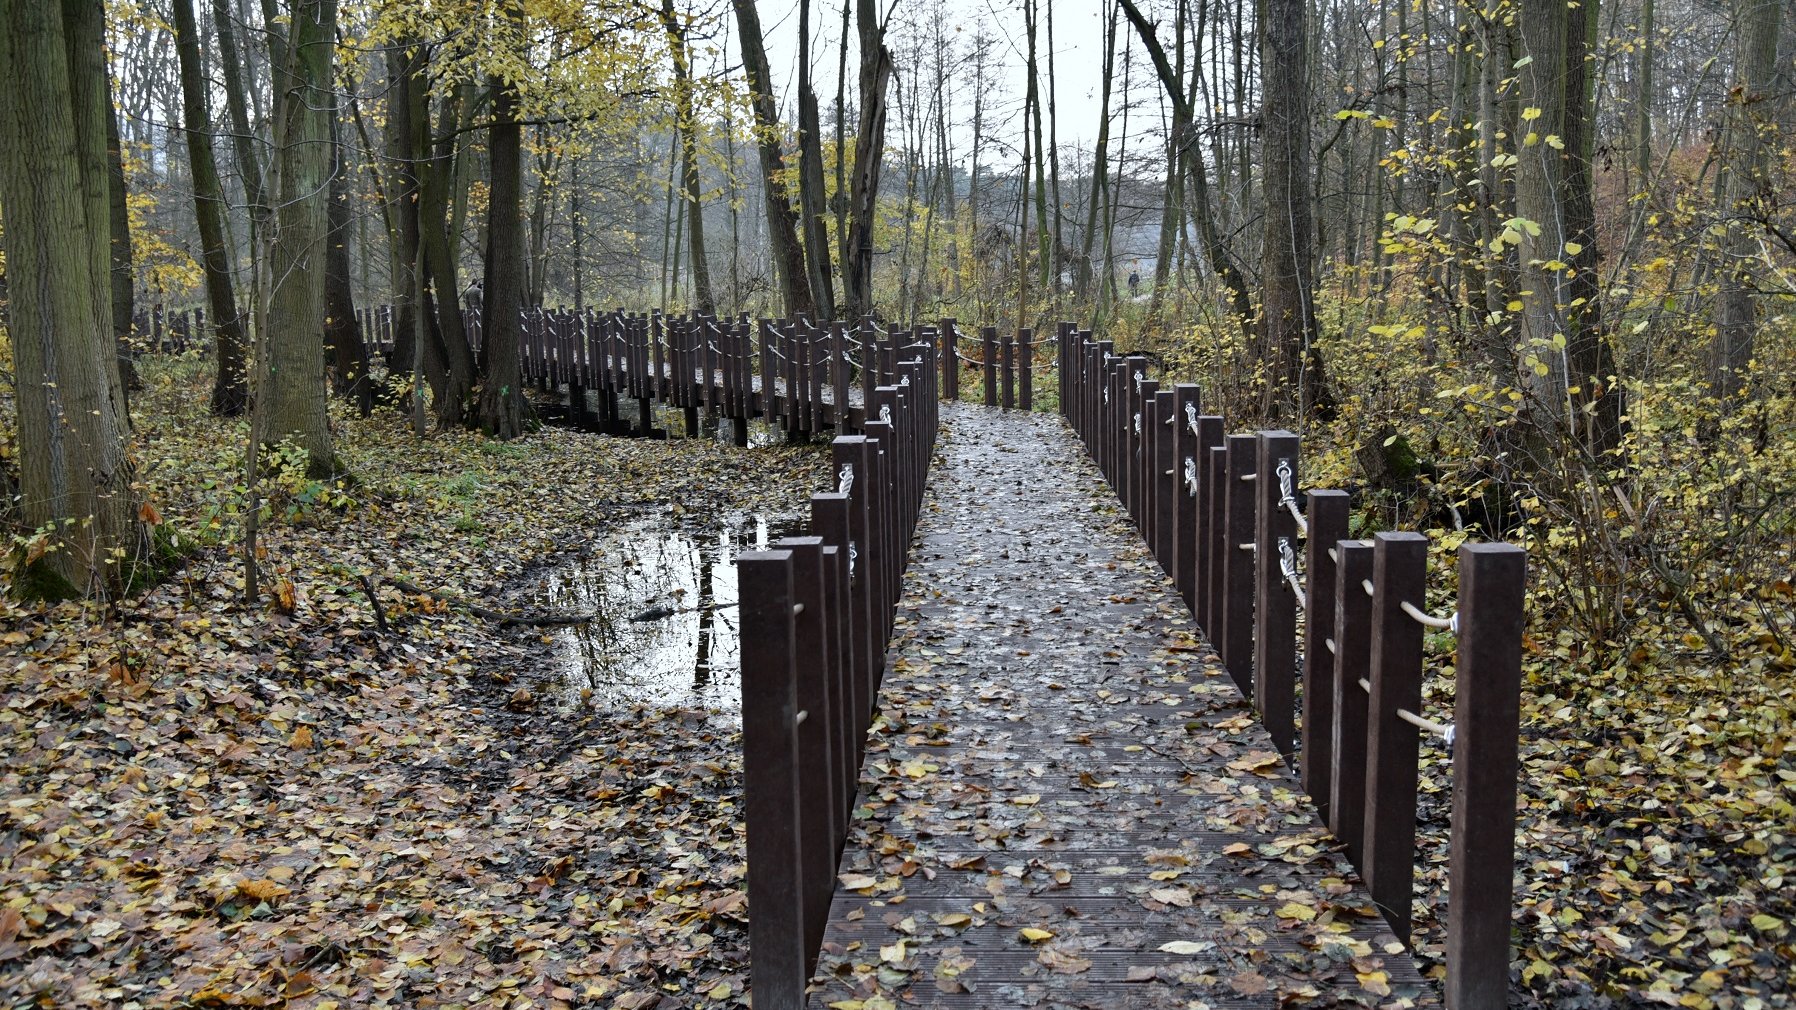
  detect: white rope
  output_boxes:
[1396,707,1454,746]
[1275,459,1309,536]
[1184,457,1199,497]
[1324,637,1337,655]
[1278,537,1306,610]
[1400,601,1460,633]
[1185,402,1200,436]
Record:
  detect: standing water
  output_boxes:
[526,514,807,711]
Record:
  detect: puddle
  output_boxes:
[527,514,809,711]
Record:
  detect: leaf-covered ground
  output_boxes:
[0,359,827,1008]
[2,358,1792,1009]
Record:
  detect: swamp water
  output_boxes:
[526,514,807,711]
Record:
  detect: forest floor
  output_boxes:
[0,355,1791,1009]
[0,356,827,1008]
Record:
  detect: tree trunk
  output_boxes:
[730,0,815,317]
[1119,0,1255,338]
[477,1,534,439]
[105,96,136,401]
[174,0,250,416]
[325,119,371,414]
[0,0,149,599]
[797,0,837,319]
[419,82,475,426]
[1078,3,1119,301]
[662,0,715,315]
[1261,0,1329,417]
[845,0,894,317]
[259,0,338,470]
[1710,0,1783,402]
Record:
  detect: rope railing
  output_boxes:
[1060,328,1527,1010]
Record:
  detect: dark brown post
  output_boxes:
[831,437,877,704]
[1301,490,1351,822]
[808,326,826,432]
[981,326,998,406]
[1220,434,1257,694]
[774,536,841,960]
[1445,544,1527,1010]
[1019,328,1034,410]
[941,318,958,399]
[1136,379,1161,534]
[1363,531,1428,945]
[1152,390,1176,572]
[1169,385,1202,606]
[737,550,806,1004]
[1202,445,1228,639]
[1000,329,1015,409]
[1330,540,1375,861]
[1254,430,1301,757]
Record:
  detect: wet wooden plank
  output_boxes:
[807,403,1438,1009]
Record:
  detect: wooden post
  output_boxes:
[1000,329,1015,409]
[1169,385,1202,606]
[1135,379,1160,533]
[1152,390,1175,572]
[1330,540,1375,861]
[1254,430,1301,757]
[832,323,850,429]
[833,436,879,697]
[1363,531,1428,945]
[1301,490,1351,822]
[773,536,841,960]
[1220,434,1258,694]
[758,319,775,422]
[736,550,806,1005]
[1019,328,1034,410]
[1445,544,1527,1010]
[981,326,998,406]
[1202,445,1228,639]
[940,318,958,400]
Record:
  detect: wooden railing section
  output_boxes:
[733,338,939,1007]
[1059,331,1525,1010]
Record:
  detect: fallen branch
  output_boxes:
[381,576,595,626]
[629,602,739,622]
[358,574,391,633]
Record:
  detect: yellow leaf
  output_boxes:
[1019,927,1055,943]
[1275,901,1317,921]
[289,725,314,751]
[1750,913,1785,931]
[936,913,972,928]
[236,878,292,902]
[1521,106,1542,120]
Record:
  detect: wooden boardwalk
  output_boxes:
[807,403,1438,1008]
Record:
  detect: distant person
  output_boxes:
[1128,271,1140,298]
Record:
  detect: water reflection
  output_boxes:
[531,514,808,710]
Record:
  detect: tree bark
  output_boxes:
[730,0,815,317]
[1710,0,1783,402]
[105,95,137,401]
[796,0,837,319]
[325,118,371,414]
[1261,0,1329,417]
[174,0,251,416]
[259,0,338,469]
[844,0,894,317]
[661,0,715,315]
[0,0,149,599]
[477,1,534,439]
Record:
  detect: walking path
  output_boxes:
[808,403,1437,1008]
